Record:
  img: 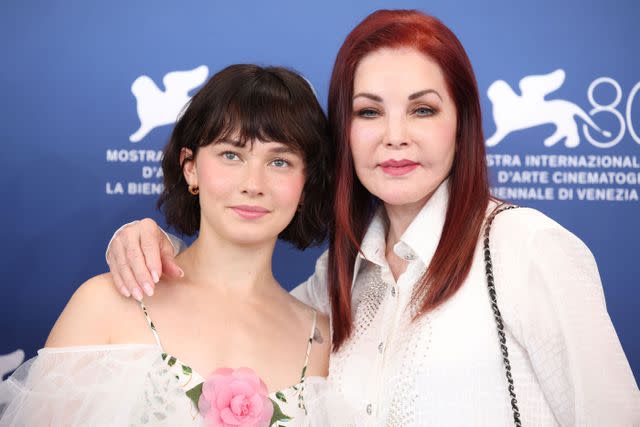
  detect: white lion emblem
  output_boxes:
[486,69,611,148]
[129,65,209,143]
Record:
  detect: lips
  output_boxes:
[230,205,270,219]
[378,159,420,176]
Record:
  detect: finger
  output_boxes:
[118,262,144,302]
[111,238,145,300]
[159,238,184,279]
[107,243,131,298]
[110,267,131,298]
[139,219,163,284]
[123,231,155,297]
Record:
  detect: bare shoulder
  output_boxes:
[45,273,139,347]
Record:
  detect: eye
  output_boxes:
[221,151,240,161]
[270,158,291,168]
[355,108,381,119]
[413,106,436,117]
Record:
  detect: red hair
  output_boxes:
[328,10,490,350]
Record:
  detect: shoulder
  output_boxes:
[490,205,594,260]
[290,249,331,313]
[308,309,331,377]
[45,273,139,347]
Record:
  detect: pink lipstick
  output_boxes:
[230,205,270,219]
[379,159,420,176]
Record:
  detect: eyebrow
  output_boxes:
[352,89,443,102]
[216,139,245,147]
[267,145,297,155]
[408,89,442,101]
[217,140,297,154]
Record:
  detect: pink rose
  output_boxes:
[198,367,274,427]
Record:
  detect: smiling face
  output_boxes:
[350,48,457,209]
[182,139,306,247]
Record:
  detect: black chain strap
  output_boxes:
[483,204,523,426]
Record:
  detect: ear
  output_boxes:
[180,148,197,186]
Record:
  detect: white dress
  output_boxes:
[292,181,640,426]
[0,303,330,426]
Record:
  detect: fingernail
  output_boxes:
[132,288,143,301]
[178,268,185,278]
[151,271,160,283]
[121,287,131,298]
[143,282,154,297]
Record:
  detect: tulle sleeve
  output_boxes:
[0,344,199,427]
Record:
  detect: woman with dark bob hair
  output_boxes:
[106,9,638,426]
[0,64,334,426]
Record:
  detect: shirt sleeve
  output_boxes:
[501,211,640,426]
[290,249,331,316]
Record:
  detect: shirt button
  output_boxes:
[403,253,416,261]
[391,287,396,297]
[366,403,373,415]
[378,342,384,353]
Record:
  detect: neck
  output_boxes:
[383,194,431,252]
[176,226,278,298]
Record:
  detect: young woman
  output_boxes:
[104,10,639,426]
[0,64,333,426]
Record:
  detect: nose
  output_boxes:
[384,113,410,149]
[240,161,265,197]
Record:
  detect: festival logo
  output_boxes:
[104,65,209,197]
[130,65,209,143]
[486,69,611,148]
[486,70,640,202]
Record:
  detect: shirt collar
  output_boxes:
[397,179,449,266]
[357,179,450,268]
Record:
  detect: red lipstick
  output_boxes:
[378,159,420,176]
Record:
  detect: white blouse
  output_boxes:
[291,181,640,426]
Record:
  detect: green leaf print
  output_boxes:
[167,356,177,366]
[269,398,292,425]
[275,391,287,403]
[186,382,203,409]
[182,364,193,375]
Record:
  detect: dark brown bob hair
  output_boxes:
[158,64,333,249]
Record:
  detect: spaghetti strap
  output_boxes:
[299,309,317,382]
[139,300,163,349]
[297,309,317,413]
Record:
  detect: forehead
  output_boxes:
[353,48,448,96]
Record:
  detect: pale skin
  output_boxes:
[108,47,457,301]
[49,140,330,392]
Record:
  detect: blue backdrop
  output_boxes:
[1,0,638,384]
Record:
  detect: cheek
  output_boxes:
[272,172,305,208]
[198,164,235,196]
[349,122,380,169]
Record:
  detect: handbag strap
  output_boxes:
[483,204,522,426]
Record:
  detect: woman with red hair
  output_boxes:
[106,10,639,425]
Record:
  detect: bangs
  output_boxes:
[199,70,307,154]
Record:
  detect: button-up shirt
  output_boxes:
[292,181,639,426]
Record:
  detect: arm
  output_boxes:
[105,218,185,300]
[290,250,331,316]
[498,210,639,425]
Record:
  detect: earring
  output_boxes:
[188,185,199,195]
